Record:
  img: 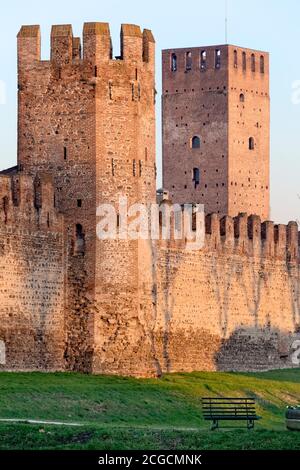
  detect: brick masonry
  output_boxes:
[0,22,298,376]
[162,45,270,220]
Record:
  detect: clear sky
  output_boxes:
[0,0,299,223]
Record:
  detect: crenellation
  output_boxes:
[287,221,298,263]
[205,213,220,249]
[17,25,41,67]
[274,224,287,260]
[83,22,112,63]
[0,174,62,232]
[50,25,73,65]
[143,29,155,64]
[121,24,143,62]
[233,213,248,254]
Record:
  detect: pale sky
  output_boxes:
[0,0,299,223]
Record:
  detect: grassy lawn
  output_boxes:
[0,369,300,450]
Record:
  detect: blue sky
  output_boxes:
[0,0,299,223]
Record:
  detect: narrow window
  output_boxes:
[234,50,238,68]
[77,199,82,208]
[74,224,85,255]
[109,82,113,100]
[111,158,115,176]
[64,147,67,160]
[239,93,245,103]
[133,159,136,176]
[191,136,201,149]
[193,168,200,187]
[139,160,142,177]
[242,52,246,71]
[215,49,221,69]
[200,50,207,70]
[94,65,98,77]
[2,196,8,224]
[186,51,192,71]
[249,137,255,150]
[135,68,138,80]
[251,54,256,72]
[171,53,177,72]
[260,55,265,74]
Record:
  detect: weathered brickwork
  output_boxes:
[0,22,298,376]
[155,213,300,373]
[0,174,65,370]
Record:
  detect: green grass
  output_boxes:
[0,369,300,450]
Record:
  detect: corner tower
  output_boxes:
[17,23,157,375]
[162,45,270,220]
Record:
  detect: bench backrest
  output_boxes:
[202,397,257,419]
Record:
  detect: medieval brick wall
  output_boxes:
[0,174,65,371]
[154,213,300,373]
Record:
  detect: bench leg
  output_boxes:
[211,420,219,431]
[247,420,254,430]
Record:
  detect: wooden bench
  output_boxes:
[202,397,261,430]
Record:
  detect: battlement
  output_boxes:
[0,173,63,231]
[209,213,299,261]
[17,23,155,67]
[162,45,269,78]
[159,209,299,263]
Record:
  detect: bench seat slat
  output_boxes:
[202,401,255,404]
[202,398,255,401]
[203,416,260,421]
[202,406,256,410]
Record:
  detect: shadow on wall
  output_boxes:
[215,326,300,372]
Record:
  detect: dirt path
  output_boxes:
[0,418,82,426]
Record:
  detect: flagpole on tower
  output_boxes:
[225,0,228,43]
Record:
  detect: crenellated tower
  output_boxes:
[17,23,157,375]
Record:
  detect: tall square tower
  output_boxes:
[162,45,270,220]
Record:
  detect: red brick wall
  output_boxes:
[162,45,270,220]
[0,174,65,371]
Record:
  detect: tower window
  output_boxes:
[249,137,255,150]
[64,147,67,160]
[200,50,207,70]
[215,49,221,69]
[251,54,256,72]
[191,136,201,149]
[77,199,82,208]
[239,93,245,103]
[186,51,192,71]
[242,51,246,71]
[193,168,200,187]
[171,53,177,72]
[234,50,238,68]
[260,55,265,74]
